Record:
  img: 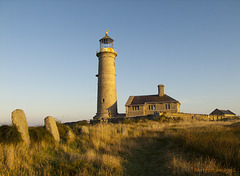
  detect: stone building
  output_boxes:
[210,108,235,117]
[125,84,181,117]
[93,31,118,121]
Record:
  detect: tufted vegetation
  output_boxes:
[0,120,240,175]
[0,125,22,144]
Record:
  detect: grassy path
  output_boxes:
[124,121,240,176]
[124,136,173,176]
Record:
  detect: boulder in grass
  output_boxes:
[78,126,89,135]
[67,130,75,143]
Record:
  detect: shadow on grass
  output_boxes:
[123,134,173,176]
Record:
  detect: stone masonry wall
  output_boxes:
[126,103,180,118]
[96,51,118,119]
[157,112,227,121]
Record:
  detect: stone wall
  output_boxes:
[126,105,145,117]
[126,102,180,117]
[144,103,179,115]
[154,112,230,121]
[107,112,235,124]
[134,111,231,121]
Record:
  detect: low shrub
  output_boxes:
[123,118,131,124]
[29,126,54,143]
[154,116,183,123]
[49,158,92,176]
[0,125,22,144]
[65,120,89,127]
[76,120,89,126]
[138,117,148,123]
[56,122,71,142]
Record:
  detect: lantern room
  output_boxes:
[98,30,116,53]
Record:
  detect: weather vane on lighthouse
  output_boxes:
[105,30,110,35]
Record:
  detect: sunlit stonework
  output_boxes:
[93,31,118,121]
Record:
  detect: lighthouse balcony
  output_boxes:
[96,48,117,54]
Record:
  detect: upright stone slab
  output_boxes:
[44,116,60,143]
[11,109,30,145]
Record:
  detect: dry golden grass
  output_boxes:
[168,152,226,175]
[0,119,239,175]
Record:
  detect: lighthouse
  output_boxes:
[94,31,118,121]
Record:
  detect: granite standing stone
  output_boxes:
[44,116,60,143]
[11,109,30,145]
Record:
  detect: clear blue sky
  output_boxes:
[0,0,239,125]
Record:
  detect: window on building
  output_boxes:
[149,105,156,110]
[132,106,139,111]
[165,104,171,109]
[103,99,105,103]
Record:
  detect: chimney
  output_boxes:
[158,84,165,96]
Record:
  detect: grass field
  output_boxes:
[0,118,240,175]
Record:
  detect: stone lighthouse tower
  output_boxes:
[94,31,118,121]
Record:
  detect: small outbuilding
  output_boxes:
[125,84,181,117]
[210,108,236,117]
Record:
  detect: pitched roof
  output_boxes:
[125,94,180,106]
[210,108,236,115]
[219,110,235,115]
[125,96,134,106]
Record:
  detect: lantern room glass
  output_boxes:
[99,38,114,49]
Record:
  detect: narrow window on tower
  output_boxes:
[102,99,105,103]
